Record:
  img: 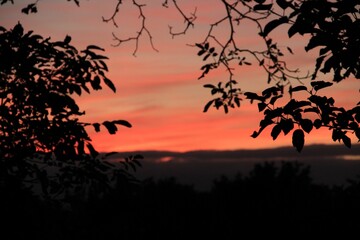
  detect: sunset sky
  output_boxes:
[1,0,359,152]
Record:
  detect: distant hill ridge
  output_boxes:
[111,144,360,163]
[104,144,360,191]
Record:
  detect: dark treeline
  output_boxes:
[2,161,360,239]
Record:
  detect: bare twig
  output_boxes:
[103,0,158,56]
[167,0,197,38]
[102,0,122,28]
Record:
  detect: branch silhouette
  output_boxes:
[0,23,142,201]
[3,0,359,151]
[103,0,158,56]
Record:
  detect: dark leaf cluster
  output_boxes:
[203,81,242,114]
[248,81,360,152]
[0,23,141,200]
[1,0,81,14]
[285,0,360,82]
[193,0,360,151]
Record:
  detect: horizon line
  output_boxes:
[108,143,360,154]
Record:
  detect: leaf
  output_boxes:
[251,131,259,138]
[289,86,307,94]
[280,119,294,135]
[305,35,323,52]
[211,88,218,95]
[73,84,82,96]
[13,23,24,36]
[113,120,132,128]
[355,129,360,141]
[276,0,290,10]
[262,17,288,37]
[198,49,206,56]
[64,35,71,45]
[356,112,360,123]
[234,97,241,107]
[319,47,330,56]
[203,100,214,112]
[195,43,203,48]
[91,76,102,90]
[98,60,108,71]
[223,104,229,114]
[203,84,215,89]
[86,45,105,51]
[288,23,298,38]
[320,56,334,74]
[304,107,320,114]
[77,141,85,155]
[332,129,341,142]
[244,92,265,102]
[104,77,116,93]
[300,119,313,133]
[264,108,283,120]
[312,55,326,80]
[87,143,99,158]
[342,134,351,148]
[311,81,333,91]
[258,102,267,112]
[349,122,358,130]
[284,99,311,114]
[91,54,108,60]
[260,118,274,129]
[204,42,209,50]
[287,47,293,54]
[81,84,90,93]
[314,119,322,129]
[292,109,302,122]
[93,123,101,132]
[271,124,282,140]
[292,129,305,152]
[203,53,211,61]
[21,3,37,14]
[102,121,117,134]
[254,4,273,11]
[262,86,280,97]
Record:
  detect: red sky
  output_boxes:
[1,1,359,152]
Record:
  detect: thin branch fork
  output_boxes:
[168,0,197,38]
[103,0,158,56]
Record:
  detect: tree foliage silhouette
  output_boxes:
[193,0,360,152]
[0,23,142,200]
[3,0,359,152]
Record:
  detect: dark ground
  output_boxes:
[2,158,360,239]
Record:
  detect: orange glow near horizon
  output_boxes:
[1,1,359,152]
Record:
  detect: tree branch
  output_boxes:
[103,0,158,56]
[167,0,197,38]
